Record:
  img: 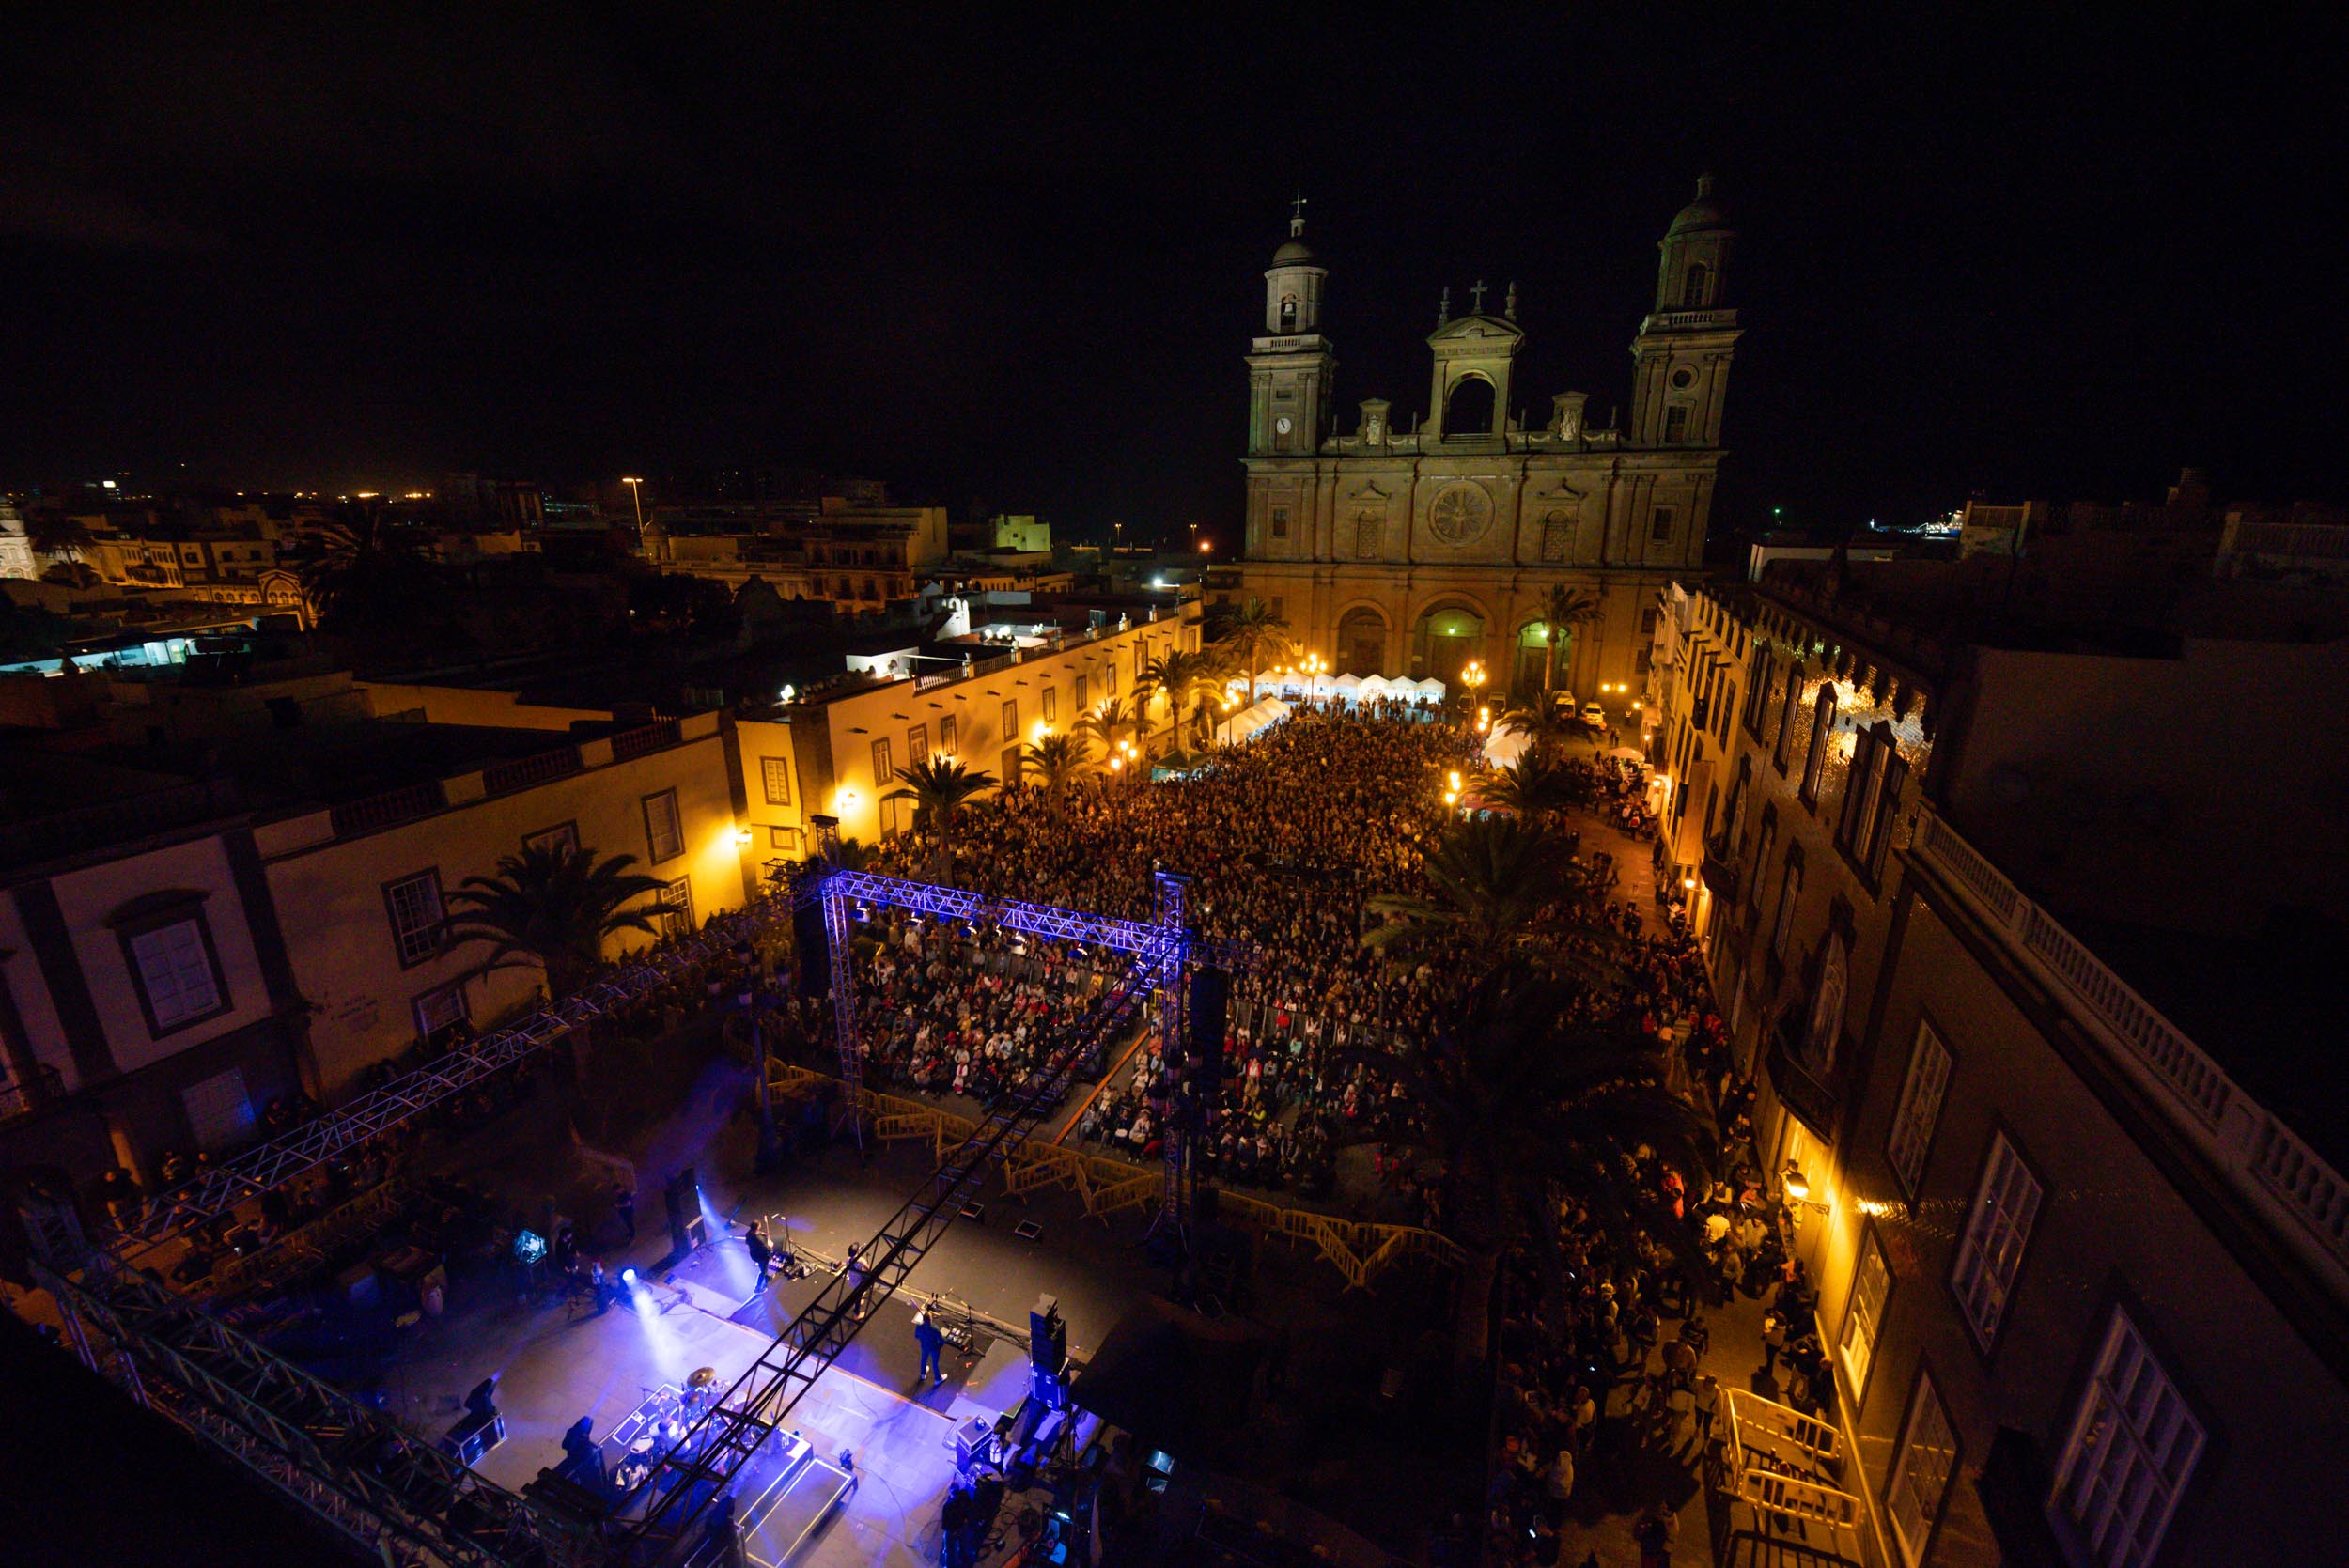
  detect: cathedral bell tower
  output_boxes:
[1628,174,1741,450]
[1246,199,1335,458]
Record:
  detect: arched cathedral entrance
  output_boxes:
[1411,604,1486,687]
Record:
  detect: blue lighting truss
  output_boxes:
[111,903,779,1274]
[614,929,1177,1561]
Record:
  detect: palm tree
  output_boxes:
[1077,695,1143,768]
[1536,585,1602,700]
[442,841,670,1001]
[1493,702,1579,759]
[1143,648,1229,751]
[1342,960,1714,1363]
[1211,598,1293,702]
[881,755,999,882]
[1480,751,1589,820]
[1022,730,1095,797]
[1362,813,1581,969]
[298,499,436,638]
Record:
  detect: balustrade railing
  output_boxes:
[1913,806,2349,1281]
[326,779,446,838]
[480,746,584,796]
[610,718,683,761]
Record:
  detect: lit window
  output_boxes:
[382,871,445,968]
[2053,1308,2204,1568]
[1042,687,1057,725]
[1839,1228,1891,1397]
[1887,1020,1953,1197]
[1885,1369,1959,1567]
[1001,699,1018,738]
[908,722,929,761]
[129,916,226,1031]
[938,716,957,755]
[1073,675,1088,710]
[760,756,793,806]
[1800,686,1836,803]
[770,826,801,852]
[656,877,694,936]
[413,981,469,1044]
[642,789,684,862]
[1951,1131,2044,1348]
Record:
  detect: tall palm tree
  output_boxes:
[1480,751,1589,820]
[1536,585,1602,699]
[1022,730,1095,798]
[881,755,999,882]
[298,499,436,638]
[1211,598,1294,702]
[442,841,670,1001]
[1362,813,1581,969]
[1143,648,1229,751]
[1343,960,1714,1363]
[1493,702,1579,759]
[1077,695,1143,767]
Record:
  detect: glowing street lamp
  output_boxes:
[621,476,646,549]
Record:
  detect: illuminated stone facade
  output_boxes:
[1239,179,1741,708]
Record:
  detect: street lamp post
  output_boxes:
[1459,659,1488,724]
[621,476,646,552]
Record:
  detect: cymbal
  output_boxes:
[688,1366,719,1389]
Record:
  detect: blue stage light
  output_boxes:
[620,1266,639,1287]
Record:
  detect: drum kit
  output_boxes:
[612,1368,725,1492]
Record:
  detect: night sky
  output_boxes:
[2,7,2338,542]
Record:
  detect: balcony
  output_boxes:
[1700,835,1740,901]
[1913,807,2349,1290]
[1,1063,65,1125]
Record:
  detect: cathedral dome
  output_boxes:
[1272,238,1316,265]
[1667,174,1729,237]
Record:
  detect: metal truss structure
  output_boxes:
[38,855,1246,1568]
[115,906,775,1273]
[40,1256,579,1568]
[616,916,1179,1560]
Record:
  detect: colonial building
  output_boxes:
[1664,539,2349,1567]
[1238,179,1740,704]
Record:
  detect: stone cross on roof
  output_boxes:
[1470,278,1488,314]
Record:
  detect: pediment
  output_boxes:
[1532,478,1586,502]
[1426,312,1524,347]
[1347,482,1392,501]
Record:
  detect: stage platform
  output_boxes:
[402,1238,1037,1565]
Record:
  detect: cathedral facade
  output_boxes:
[1237,178,1740,704]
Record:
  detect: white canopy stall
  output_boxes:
[1215,695,1294,746]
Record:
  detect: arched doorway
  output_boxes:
[1444,375,1496,437]
[1411,603,1486,687]
[1336,606,1388,676]
[1512,621,1549,700]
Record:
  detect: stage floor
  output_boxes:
[392,1237,1033,1566]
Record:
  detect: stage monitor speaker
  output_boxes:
[1187,966,1229,1062]
[792,900,831,998]
[1029,1294,1067,1372]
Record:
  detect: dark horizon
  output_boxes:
[3,7,2340,542]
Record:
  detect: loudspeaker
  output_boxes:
[792,900,831,998]
[1187,966,1229,1063]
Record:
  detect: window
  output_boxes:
[1650,506,1676,543]
[1001,699,1018,738]
[1799,686,1836,803]
[1682,263,1711,309]
[1640,608,1660,633]
[938,715,957,755]
[1073,675,1088,710]
[1840,725,1895,862]
[1952,1130,2044,1349]
[879,796,908,839]
[1840,1228,1892,1398]
[1000,745,1022,784]
[1269,597,1284,622]
[1541,513,1571,562]
[869,738,894,790]
[1887,1019,1953,1197]
[128,916,226,1032]
[642,789,684,862]
[382,871,445,968]
[1885,1369,1959,1567]
[647,877,692,936]
[760,756,793,806]
[1769,847,1803,961]
[524,821,579,858]
[1042,687,1057,725]
[1665,405,1689,443]
[1280,294,1297,331]
[770,826,801,852]
[908,722,929,761]
[1774,667,1804,768]
[1865,753,1908,879]
[1271,506,1291,538]
[1742,650,1773,736]
[2054,1308,2205,1568]
[181,1066,253,1152]
[413,981,469,1044]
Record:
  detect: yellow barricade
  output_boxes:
[763,1061,1460,1288]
